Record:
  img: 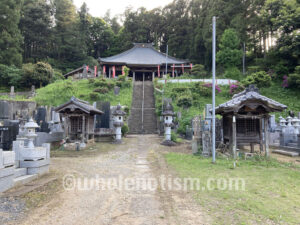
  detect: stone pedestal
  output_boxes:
[0,149,15,192]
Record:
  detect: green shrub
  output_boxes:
[242,71,271,88]
[171,87,191,98]
[0,64,22,88]
[88,78,95,84]
[51,70,64,82]
[121,123,129,137]
[288,66,300,89]
[89,92,99,100]
[192,83,212,97]
[177,95,192,108]
[117,75,126,82]
[191,64,207,78]
[274,63,288,79]
[171,131,178,142]
[94,87,109,94]
[224,67,241,80]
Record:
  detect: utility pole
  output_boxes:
[212,16,216,164]
[165,45,168,75]
[243,42,246,76]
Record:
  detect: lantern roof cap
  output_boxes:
[162,103,175,116]
[112,103,126,116]
[24,118,39,128]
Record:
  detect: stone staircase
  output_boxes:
[128,81,157,134]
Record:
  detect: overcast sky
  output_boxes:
[73,0,173,18]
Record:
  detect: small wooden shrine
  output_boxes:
[215,85,287,157]
[55,97,103,142]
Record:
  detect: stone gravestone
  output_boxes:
[0,101,9,119]
[205,104,213,120]
[96,102,110,128]
[192,116,201,154]
[35,107,50,132]
[201,119,212,157]
[114,86,120,95]
[10,86,15,99]
[216,118,223,145]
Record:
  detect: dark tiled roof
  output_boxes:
[215,85,287,114]
[55,97,103,115]
[63,66,94,77]
[99,43,188,66]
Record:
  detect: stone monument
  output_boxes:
[161,103,176,146]
[112,104,126,144]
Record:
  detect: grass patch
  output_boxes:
[165,153,300,224]
[155,81,300,134]
[34,78,133,107]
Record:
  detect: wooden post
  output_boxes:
[152,72,155,81]
[250,143,255,153]
[133,71,135,82]
[87,116,90,140]
[264,117,269,157]
[232,115,237,159]
[109,67,111,79]
[259,118,264,153]
[82,115,86,143]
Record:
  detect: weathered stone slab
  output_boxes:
[272,149,299,157]
[0,167,14,192]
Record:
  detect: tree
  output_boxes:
[217,29,243,69]
[19,0,52,62]
[0,0,23,66]
[22,62,54,87]
[53,0,86,62]
[88,17,114,58]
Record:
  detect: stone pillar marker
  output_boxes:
[161,103,176,146]
[112,104,126,144]
[10,86,15,99]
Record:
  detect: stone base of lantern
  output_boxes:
[112,139,123,144]
[0,167,14,192]
[20,159,50,175]
[161,140,176,146]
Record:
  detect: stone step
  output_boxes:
[14,174,38,187]
[14,168,27,178]
[287,143,298,148]
[272,149,299,157]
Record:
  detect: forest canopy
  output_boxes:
[0,0,299,81]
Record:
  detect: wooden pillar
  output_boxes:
[64,115,69,138]
[250,143,255,153]
[259,118,264,153]
[87,116,90,140]
[264,117,270,157]
[232,115,237,159]
[152,72,155,81]
[108,67,111,79]
[133,71,136,82]
[82,115,86,143]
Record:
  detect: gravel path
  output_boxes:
[13,135,209,225]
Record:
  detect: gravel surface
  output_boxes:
[6,135,210,225]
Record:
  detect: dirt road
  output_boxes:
[18,135,209,225]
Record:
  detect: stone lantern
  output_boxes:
[279,116,287,130]
[24,118,39,149]
[112,104,126,143]
[292,116,300,135]
[161,103,176,146]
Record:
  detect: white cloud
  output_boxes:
[73,0,173,18]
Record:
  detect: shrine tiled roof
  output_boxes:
[99,43,188,66]
[55,97,103,115]
[215,85,287,114]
